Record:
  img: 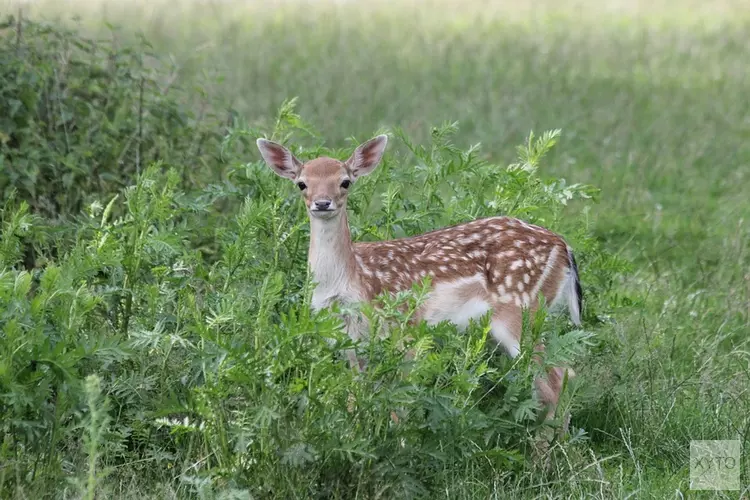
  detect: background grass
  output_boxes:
[2,0,750,497]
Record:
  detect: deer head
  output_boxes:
[256,135,388,221]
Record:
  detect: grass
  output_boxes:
[1,0,749,497]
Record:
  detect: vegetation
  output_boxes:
[1,1,749,497]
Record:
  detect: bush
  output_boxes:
[0,18,629,499]
[0,16,226,221]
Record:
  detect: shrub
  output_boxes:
[0,16,226,221]
[0,18,629,499]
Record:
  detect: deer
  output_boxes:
[256,134,583,423]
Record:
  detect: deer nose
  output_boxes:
[313,199,332,210]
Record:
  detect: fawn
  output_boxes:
[256,134,582,420]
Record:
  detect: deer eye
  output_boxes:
[340,179,351,189]
[297,182,307,191]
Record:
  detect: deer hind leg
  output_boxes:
[489,305,573,424]
[491,305,573,468]
[532,344,575,422]
[530,256,579,425]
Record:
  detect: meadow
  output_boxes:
[1,0,749,498]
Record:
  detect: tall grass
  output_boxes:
[1,0,749,497]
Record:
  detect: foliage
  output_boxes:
[0,16,226,222]
[0,18,630,497]
[7,2,750,496]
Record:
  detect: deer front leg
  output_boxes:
[342,312,368,372]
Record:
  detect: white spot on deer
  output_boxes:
[522,292,530,305]
[525,259,532,268]
[517,281,524,292]
[439,265,448,273]
[498,294,513,304]
[377,271,392,282]
[510,260,524,271]
[523,274,530,284]
[505,275,513,287]
[514,240,524,248]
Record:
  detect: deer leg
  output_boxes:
[489,309,522,358]
[531,344,575,424]
[342,313,369,372]
[490,306,573,421]
[529,343,576,468]
[490,306,574,466]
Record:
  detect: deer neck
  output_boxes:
[308,211,360,310]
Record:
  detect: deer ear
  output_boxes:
[256,138,303,180]
[346,135,388,180]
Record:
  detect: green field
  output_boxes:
[1,0,749,498]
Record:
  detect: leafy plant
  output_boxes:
[0,18,630,499]
[0,16,226,222]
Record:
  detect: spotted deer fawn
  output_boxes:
[256,134,582,419]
